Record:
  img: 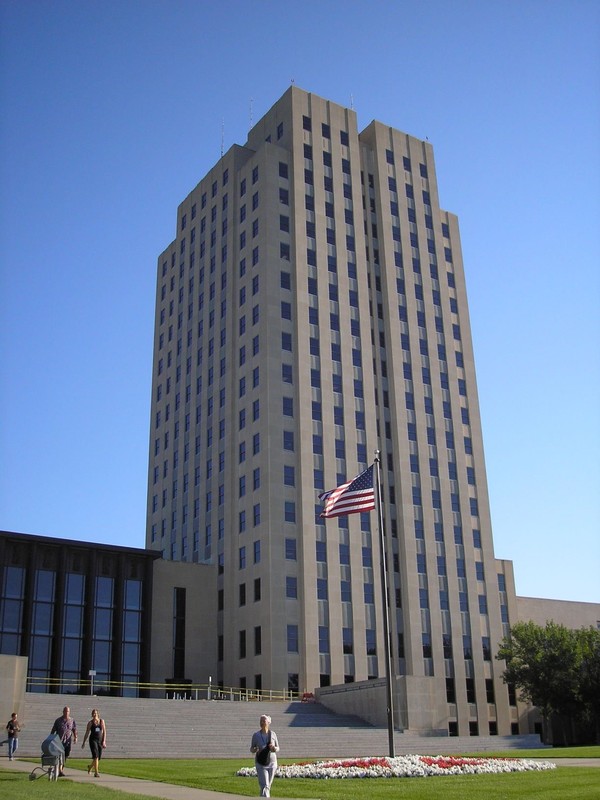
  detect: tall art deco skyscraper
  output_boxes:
[147,87,519,736]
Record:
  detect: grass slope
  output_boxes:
[59,754,600,800]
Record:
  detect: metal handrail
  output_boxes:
[25,675,300,703]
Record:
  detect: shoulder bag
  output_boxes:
[256,731,271,766]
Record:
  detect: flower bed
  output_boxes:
[237,754,556,779]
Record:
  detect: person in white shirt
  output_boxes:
[249,714,279,797]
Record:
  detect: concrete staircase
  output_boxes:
[16,692,546,760]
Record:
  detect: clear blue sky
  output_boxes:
[1,1,598,604]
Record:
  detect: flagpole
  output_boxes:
[374,449,395,757]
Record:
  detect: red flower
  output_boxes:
[418,756,517,770]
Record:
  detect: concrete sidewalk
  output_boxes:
[539,757,600,768]
[0,757,313,800]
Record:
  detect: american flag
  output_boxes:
[318,465,376,518]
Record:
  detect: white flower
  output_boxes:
[236,754,556,780]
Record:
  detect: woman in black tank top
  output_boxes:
[81,708,106,777]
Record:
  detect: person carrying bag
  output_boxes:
[256,731,271,766]
[250,714,279,797]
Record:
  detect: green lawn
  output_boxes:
[67,754,600,800]
[3,752,599,800]
[0,769,153,800]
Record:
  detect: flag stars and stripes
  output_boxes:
[318,465,375,518]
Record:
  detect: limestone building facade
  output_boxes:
[145,86,531,735]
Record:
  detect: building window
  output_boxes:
[287,624,299,652]
[284,465,295,486]
[91,575,114,684]
[282,397,293,417]
[340,580,351,602]
[254,626,262,655]
[62,572,88,686]
[285,538,297,560]
[318,626,330,653]
[481,636,492,661]
[366,629,376,655]
[342,628,353,654]
[466,678,476,703]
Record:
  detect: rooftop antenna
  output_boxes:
[350,93,354,111]
[221,118,225,158]
[249,98,253,130]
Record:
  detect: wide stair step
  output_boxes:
[16,692,546,760]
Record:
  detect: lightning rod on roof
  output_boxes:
[249,98,253,130]
[221,118,224,158]
[350,93,354,111]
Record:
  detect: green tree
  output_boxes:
[497,620,580,743]
[576,626,600,742]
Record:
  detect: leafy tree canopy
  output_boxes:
[497,621,600,740]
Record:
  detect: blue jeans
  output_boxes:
[8,737,18,757]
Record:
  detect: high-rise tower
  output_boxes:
[147,87,518,736]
